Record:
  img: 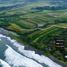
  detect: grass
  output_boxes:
[55,23,67,28]
[0,8,67,63]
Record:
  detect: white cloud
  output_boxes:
[5,45,43,67]
[0,59,11,67]
[14,44,62,67]
[0,34,62,67]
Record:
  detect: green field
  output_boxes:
[0,8,67,63]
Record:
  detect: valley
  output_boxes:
[0,0,67,67]
[0,8,67,64]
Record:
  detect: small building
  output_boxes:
[65,56,67,59]
[54,36,65,50]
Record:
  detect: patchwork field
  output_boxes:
[0,8,67,64]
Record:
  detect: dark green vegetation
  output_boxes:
[0,8,67,63]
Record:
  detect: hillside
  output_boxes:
[0,0,67,66]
